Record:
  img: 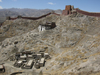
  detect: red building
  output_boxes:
[62,5,74,15]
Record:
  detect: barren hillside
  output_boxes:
[0,13,100,75]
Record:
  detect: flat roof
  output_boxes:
[44,53,49,55]
[40,58,45,63]
[37,54,41,55]
[28,55,33,57]
[20,55,27,58]
[18,61,23,64]
[27,60,33,66]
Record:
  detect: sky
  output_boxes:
[0,0,100,12]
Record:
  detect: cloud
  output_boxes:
[48,2,55,5]
[0,0,2,2]
[0,6,3,9]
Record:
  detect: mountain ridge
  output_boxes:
[0,8,62,17]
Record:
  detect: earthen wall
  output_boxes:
[76,8,100,17]
[65,5,71,11]
[8,12,60,21]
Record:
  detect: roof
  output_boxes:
[37,54,41,56]
[39,22,55,27]
[27,60,33,66]
[20,55,27,58]
[17,61,23,64]
[28,55,33,57]
[39,24,52,27]
[44,53,49,55]
[40,58,45,63]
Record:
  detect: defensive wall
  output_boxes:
[62,5,100,17]
[0,12,60,27]
[1,5,100,27]
[62,5,73,15]
[75,8,100,17]
[8,12,60,20]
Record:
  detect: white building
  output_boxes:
[39,58,45,67]
[38,25,46,32]
[38,22,56,32]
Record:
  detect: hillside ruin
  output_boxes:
[0,5,100,75]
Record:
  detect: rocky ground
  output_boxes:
[0,13,100,75]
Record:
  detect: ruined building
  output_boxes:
[14,51,50,69]
[62,5,74,15]
[62,5,100,17]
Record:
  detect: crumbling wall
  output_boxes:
[53,13,60,16]
[22,13,51,20]
[10,18,17,20]
[62,10,69,15]
[62,5,72,15]
[7,12,60,21]
[76,8,100,17]
[65,5,71,11]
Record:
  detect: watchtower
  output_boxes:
[62,5,74,15]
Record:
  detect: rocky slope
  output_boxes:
[0,13,100,75]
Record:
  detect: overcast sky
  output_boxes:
[0,0,100,12]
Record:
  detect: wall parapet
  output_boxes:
[75,8,100,17]
[7,12,60,20]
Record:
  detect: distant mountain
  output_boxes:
[0,8,62,23]
[0,8,62,17]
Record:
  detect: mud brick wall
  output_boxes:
[22,13,51,20]
[10,18,17,20]
[7,12,60,21]
[53,13,60,16]
[62,10,69,15]
[76,8,100,17]
[62,5,72,15]
[65,5,71,11]
[69,11,72,14]
[51,22,56,28]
